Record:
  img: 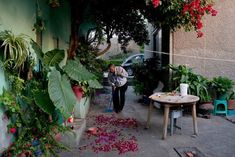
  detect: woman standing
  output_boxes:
[108,63,128,113]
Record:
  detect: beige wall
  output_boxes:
[171,0,235,80]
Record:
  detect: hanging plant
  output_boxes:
[0,30,30,69]
[48,0,60,8]
[33,15,45,32]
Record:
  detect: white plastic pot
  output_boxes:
[180,83,189,96]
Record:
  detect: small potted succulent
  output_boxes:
[211,76,234,100]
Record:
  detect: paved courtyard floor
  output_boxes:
[60,86,235,157]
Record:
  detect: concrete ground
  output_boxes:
[60,86,235,157]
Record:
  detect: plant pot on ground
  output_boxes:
[211,76,234,100]
[132,57,162,105]
[227,90,235,110]
[197,94,214,119]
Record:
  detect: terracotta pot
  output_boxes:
[228,99,235,109]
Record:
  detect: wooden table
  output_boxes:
[146,92,200,140]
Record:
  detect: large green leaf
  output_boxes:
[34,91,55,115]
[43,49,65,67]
[48,69,76,119]
[88,79,103,89]
[63,58,95,81]
[30,39,44,60]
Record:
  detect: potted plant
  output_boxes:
[211,76,234,100]
[0,30,30,70]
[72,80,91,118]
[227,90,235,110]
[132,57,162,105]
[170,64,211,101]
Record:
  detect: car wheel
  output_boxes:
[126,68,133,76]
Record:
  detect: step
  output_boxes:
[60,118,86,147]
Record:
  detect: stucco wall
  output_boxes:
[171,0,235,80]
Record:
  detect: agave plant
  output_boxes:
[0,30,30,69]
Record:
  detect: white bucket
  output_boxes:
[180,83,188,96]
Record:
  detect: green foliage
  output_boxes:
[0,31,87,156]
[89,0,149,48]
[64,58,96,81]
[169,64,193,84]
[88,79,103,89]
[48,69,77,119]
[212,76,234,97]
[8,75,25,95]
[0,87,70,157]
[63,58,103,94]
[133,57,162,96]
[34,90,55,115]
[30,39,44,60]
[144,0,186,31]
[228,90,235,100]
[76,43,108,81]
[169,64,212,102]
[0,30,30,69]
[43,49,65,67]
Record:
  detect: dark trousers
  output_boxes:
[112,83,128,113]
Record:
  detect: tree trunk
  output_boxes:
[68,0,87,59]
[96,42,111,57]
[68,33,78,59]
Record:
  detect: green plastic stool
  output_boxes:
[213,100,228,116]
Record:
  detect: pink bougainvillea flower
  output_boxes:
[196,21,203,29]
[197,31,203,38]
[79,114,139,154]
[182,0,217,38]
[95,115,138,128]
[9,127,16,134]
[211,9,218,16]
[152,0,160,8]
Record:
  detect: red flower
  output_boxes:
[67,116,74,123]
[10,127,16,134]
[152,0,160,8]
[196,21,203,29]
[182,0,217,38]
[197,31,203,38]
[211,9,218,16]
[72,86,83,100]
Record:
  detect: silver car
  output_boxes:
[121,53,144,76]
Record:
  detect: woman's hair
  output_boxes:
[108,63,115,69]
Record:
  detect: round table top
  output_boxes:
[149,92,200,104]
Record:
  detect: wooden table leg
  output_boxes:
[162,105,170,140]
[146,100,153,129]
[192,103,198,135]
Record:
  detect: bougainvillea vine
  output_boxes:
[182,0,218,37]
